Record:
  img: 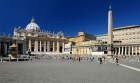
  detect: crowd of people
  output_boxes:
[21,54,140,65]
[29,54,110,64]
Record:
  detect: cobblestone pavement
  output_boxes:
[0,59,140,83]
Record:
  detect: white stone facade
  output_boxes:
[95,25,140,44]
[95,25,140,56]
[13,18,65,54]
[113,25,140,44]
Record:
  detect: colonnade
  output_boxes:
[114,46,140,55]
[72,45,140,55]
[28,40,65,53]
[0,42,11,56]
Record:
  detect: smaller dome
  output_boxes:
[26,17,40,32]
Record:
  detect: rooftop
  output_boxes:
[113,25,140,31]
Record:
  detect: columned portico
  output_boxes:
[114,45,140,56]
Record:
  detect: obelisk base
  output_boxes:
[107,49,113,60]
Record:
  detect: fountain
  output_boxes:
[9,44,19,59]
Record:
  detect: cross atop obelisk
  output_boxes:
[107,4,114,59]
[109,3,111,10]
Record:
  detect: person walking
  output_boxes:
[78,56,81,62]
[115,57,119,65]
[102,56,106,64]
[99,57,102,64]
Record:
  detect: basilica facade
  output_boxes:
[13,18,66,54]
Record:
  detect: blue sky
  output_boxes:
[0,0,140,37]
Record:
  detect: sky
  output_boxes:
[0,0,140,37]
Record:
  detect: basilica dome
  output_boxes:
[26,18,40,32]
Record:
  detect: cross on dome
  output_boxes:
[31,16,35,23]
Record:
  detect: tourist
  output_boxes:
[78,56,81,62]
[73,56,75,61]
[62,56,65,61]
[115,57,119,65]
[99,57,102,64]
[29,55,32,61]
[102,56,106,64]
[86,57,89,61]
[54,56,57,60]
[58,55,61,60]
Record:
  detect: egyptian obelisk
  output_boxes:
[107,4,113,59]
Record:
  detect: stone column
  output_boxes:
[5,43,7,54]
[40,41,41,52]
[132,46,133,55]
[57,41,59,52]
[44,41,46,52]
[122,46,123,55]
[36,41,38,52]
[136,46,137,55]
[115,47,116,55]
[118,47,120,55]
[128,46,130,55]
[62,42,65,53]
[125,46,127,55]
[87,48,89,55]
[116,47,118,55]
[34,41,36,51]
[47,41,50,52]
[90,48,93,55]
[29,40,31,51]
[53,41,55,52]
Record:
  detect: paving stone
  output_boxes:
[0,59,140,83]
